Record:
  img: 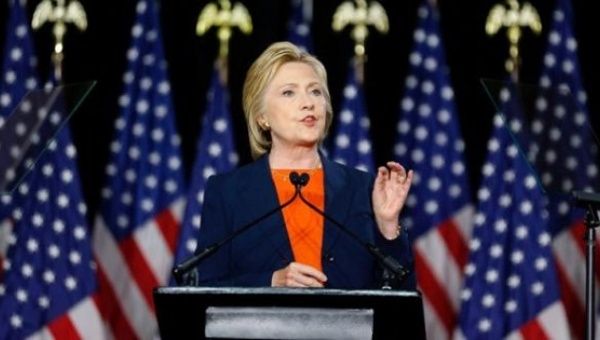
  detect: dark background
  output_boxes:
[0,0,598,219]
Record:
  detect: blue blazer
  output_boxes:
[195,154,415,290]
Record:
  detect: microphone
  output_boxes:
[291,171,409,289]
[172,173,303,285]
[289,171,309,188]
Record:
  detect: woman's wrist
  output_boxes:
[377,219,402,240]
[384,225,402,240]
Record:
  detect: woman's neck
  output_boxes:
[268,145,321,169]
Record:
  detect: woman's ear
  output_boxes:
[258,115,270,130]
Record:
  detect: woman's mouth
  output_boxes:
[301,115,317,125]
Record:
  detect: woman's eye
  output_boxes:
[311,89,322,96]
[282,90,294,96]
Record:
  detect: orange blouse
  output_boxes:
[271,169,324,271]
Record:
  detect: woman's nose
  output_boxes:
[300,93,315,110]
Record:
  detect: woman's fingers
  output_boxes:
[377,162,410,187]
[385,162,407,181]
[273,262,327,288]
[291,262,327,287]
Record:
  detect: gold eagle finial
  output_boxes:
[332,0,388,83]
[32,0,87,82]
[486,0,541,79]
[197,0,252,68]
[332,0,388,58]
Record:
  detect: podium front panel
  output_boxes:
[153,287,426,339]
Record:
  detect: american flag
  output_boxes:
[457,86,570,339]
[171,66,237,277]
[91,0,185,338]
[530,0,599,338]
[0,111,105,340]
[1,0,38,272]
[0,0,104,338]
[393,2,474,339]
[286,0,313,53]
[328,63,374,172]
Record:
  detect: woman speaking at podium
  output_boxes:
[194,42,415,290]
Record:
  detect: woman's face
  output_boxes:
[261,62,327,150]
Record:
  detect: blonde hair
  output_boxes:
[242,41,333,159]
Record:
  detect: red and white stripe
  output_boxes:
[552,220,600,339]
[413,205,474,340]
[505,301,570,340]
[92,198,184,339]
[27,296,107,340]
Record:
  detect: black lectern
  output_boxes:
[153,287,425,339]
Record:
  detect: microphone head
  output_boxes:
[289,171,301,186]
[289,171,310,187]
[299,173,310,186]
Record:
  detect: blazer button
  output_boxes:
[327,256,334,262]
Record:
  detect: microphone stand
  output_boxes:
[573,191,600,340]
[291,172,409,289]
[172,187,300,285]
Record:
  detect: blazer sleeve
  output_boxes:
[374,227,416,290]
[194,175,275,287]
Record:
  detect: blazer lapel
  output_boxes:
[236,155,294,264]
[321,157,354,258]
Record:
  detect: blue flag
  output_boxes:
[286,0,313,52]
[328,64,374,172]
[394,2,474,338]
[172,66,238,274]
[92,0,185,338]
[0,1,38,118]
